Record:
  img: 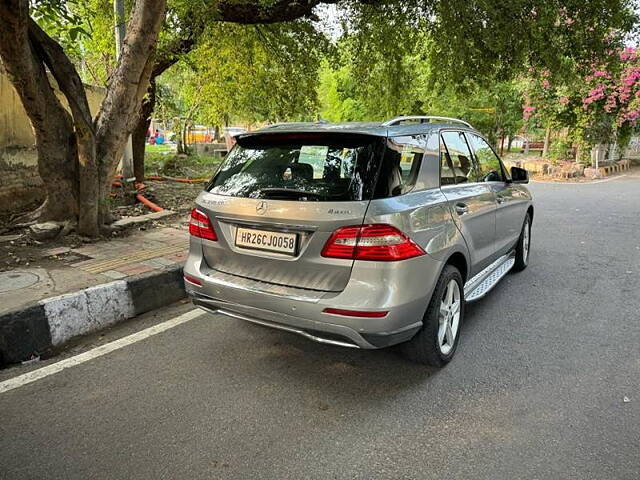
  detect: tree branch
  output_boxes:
[214,0,339,24]
[27,18,94,136]
[152,37,196,77]
[95,0,167,160]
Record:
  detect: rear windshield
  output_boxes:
[207,133,381,201]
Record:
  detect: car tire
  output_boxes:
[402,265,464,367]
[512,213,531,272]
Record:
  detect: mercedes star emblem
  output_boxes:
[256,201,268,215]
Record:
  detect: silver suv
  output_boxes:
[184,116,533,366]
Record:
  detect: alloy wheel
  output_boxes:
[438,279,461,355]
[523,219,530,264]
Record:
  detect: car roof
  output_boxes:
[238,118,477,140]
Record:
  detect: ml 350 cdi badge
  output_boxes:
[184,116,533,366]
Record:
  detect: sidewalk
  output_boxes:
[0,226,190,365]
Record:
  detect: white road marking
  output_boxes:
[0,308,204,394]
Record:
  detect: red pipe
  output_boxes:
[112,176,165,213]
[136,193,164,212]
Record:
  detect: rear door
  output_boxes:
[195,132,382,292]
[440,130,497,274]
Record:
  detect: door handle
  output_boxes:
[454,203,469,215]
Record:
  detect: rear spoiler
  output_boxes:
[236,131,381,148]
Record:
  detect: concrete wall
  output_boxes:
[0,73,36,150]
[0,68,105,213]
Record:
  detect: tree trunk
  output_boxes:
[182,122,189,153]
[0,2,83,224]
[132,78,157,182]
[0,0,164,235]
[132,114,149,182]
[542,127,551,158]
[2,0,328,237]
[29,20,100,236]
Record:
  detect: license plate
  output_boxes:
[235,227,298,255]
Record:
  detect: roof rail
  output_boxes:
[382,116,472,128]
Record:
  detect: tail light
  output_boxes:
[189,208,217,241]
[321,224,425,261]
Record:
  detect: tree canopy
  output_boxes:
[1,0,638,236]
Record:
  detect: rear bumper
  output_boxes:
[191,294,420,349]
[184,249,442,349]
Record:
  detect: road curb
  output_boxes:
[0,266,186,366]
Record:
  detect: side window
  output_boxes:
[374,135,424,198]
[440,131,474,184]
[466,134,505,182]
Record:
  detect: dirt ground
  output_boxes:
[111,179,205,218]
[0,179,206,272]
[0,152,221,271]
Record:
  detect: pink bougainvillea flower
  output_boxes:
[620,47,638,62]
[592,70,611,78]
[523,105,536,120]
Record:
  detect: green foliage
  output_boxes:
[429,0,636,84]
[31,0,114,83]
[548,137,574,163]
[335,3,421,120]
[317,28,524,143]
[33,0,638,140]
[419,81,524,145]
[77,0,118,85]
[187,20,328,125]
[317,62,366,122]
[31,0,91,49]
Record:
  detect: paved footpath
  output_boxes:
[0,226,188,315]
[0,177,639,479]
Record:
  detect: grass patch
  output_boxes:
[145,143,175,154]
[144,151,222,179]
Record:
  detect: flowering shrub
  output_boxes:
[522,68,575,132]
[578,48,640,146]
[524,47,640,150]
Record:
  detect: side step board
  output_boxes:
[464,252,515,302]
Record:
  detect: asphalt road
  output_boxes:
[1,175,640,479]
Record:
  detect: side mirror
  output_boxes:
[510,166,529,184]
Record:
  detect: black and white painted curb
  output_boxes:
[0,266,186,365]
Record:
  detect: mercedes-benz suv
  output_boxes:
[184,116,533,366]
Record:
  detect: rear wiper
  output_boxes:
[258,188,323,200]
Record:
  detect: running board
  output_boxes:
[464,252,515,302]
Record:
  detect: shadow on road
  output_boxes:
[216,320,442,401]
